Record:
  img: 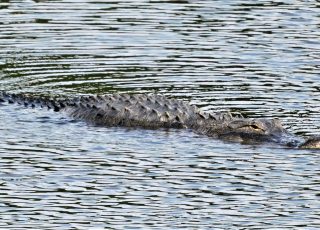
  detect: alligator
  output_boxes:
[0,91,319,149]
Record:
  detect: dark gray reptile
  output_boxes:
[0,91,319,149]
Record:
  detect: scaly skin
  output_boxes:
[0,92,319,149]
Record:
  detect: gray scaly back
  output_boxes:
[0,92,234,134]
[67,93,201,128]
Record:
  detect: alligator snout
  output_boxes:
[299,136,320,149]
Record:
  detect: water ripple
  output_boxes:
[1,0,320,229]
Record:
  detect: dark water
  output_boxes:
[0,0,320,229]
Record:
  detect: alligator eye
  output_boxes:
[250,124,261,130]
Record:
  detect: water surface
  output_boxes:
[0,0,320,229]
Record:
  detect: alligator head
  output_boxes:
[214,118,305,147]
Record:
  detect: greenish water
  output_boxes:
[0,0,320,229]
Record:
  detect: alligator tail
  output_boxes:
[0,91,69,112]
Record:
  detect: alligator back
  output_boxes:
[0,92,212,129]
[0,92,237,132]
[66,94,201,128]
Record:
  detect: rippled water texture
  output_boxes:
[0,0,320,229]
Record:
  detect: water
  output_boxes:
[0,0,320,229]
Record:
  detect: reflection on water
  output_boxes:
[0,0,320,229]
[1,105,320,229]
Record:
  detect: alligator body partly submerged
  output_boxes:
[0,92,319,149]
